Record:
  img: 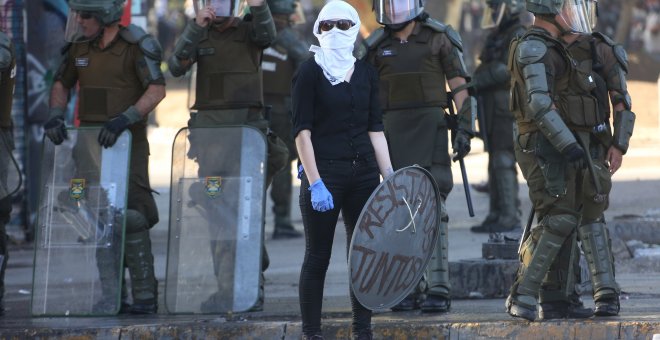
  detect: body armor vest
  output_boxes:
[370,26,448,110]
[568,35,611,124]
[193,20,264,110]
[478,19,526,92]
[510,31,598,133]
[262,35,295,97]
[0,38,15,128]
[71,31,145,123]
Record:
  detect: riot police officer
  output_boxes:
[263,0,311,240]
[359,0,476,313]
[44,0,165,314]
[537,6,634,318]
[506,0,603,321]
[167,0,287,312]
[469,0,526,234]
[0,29,16,316]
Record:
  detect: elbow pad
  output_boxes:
[250,4,276,47]
[537,109,576,152]
[612,109,635,154]
[173,20,205,60]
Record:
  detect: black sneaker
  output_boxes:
[420,294,451,313]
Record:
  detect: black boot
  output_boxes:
[125,231,158,314]
[419,294,451,313]
[506,294,537,321]
[272,223,303,239]
[390,293,419,311]
[594,296,620,316]
[539,301,593,320]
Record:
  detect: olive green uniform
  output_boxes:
[508,26,602,317]
[55,24,163,310]
[168,5,286,311]
[362,17,471,303]
[0,31,16,314]
[263,13,311,236]
[538,32,633,315]
[471,18,525,232]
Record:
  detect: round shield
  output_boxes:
[348,165,442,310]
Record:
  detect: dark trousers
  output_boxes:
[298,157,379,336]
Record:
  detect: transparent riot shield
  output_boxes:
[165,126,267,314]
[31,128,130,316]
[0,129,21,201]
[349,165,443,310]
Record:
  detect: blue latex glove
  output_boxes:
[297,164,304,179]
[309,178,334,212]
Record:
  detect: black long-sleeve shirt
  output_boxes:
[291,58,384,161]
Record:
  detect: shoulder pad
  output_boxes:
[516,39,547,64]
[364,27,386,50]
[421,17,446,33]
[443,24,464,51]
[138,34,163,60]
[592,31,616,46]
[119,24,147,44]
[612,44,629,73]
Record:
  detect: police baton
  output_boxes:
[518,206,535,255]
[447,92,475,217]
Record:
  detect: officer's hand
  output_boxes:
[452,130,471,161]
[98,114,130,148]
[44,115,68,145]
[309,178,334,212]
[195,6,216,27]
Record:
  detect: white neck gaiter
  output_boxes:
[310,1,361,86]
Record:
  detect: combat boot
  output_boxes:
[506,294,537,321]
[272,223,303,239]
[125,230,158,314]
[539,301,593,319]
[390,293,419,311]
[419,294,451,313]
[594,296,620,316]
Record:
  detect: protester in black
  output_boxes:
[291,2,393,339]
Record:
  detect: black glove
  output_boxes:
[44,115,67,145]
[562,143,585,162]
[452,130,471,161]
[98,114,131,148]
[98,106,142,148]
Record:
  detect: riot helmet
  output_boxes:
[64,0,125,42]
[193,0,245,18]
[527,0,594,34]
[373,0,424,25]
[481,0,526,28]
[267,0,296,15]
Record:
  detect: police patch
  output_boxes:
[69,179,85,201]
[204,176,222,198]
[75,58,89,67]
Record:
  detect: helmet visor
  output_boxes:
[374,0,424,25]
[559,0,593,33]
[481,2,506,29]
[194,0,242,17]
[64,8,102,42]
[586,0,598,29]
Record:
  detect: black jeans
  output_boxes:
[299,157,379,336]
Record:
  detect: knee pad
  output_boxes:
[125,209,149,235]
[542,214,578,237]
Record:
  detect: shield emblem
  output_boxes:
[348,165,443,310]
[165,126,267,314]
[69,179,86,201]
[204,176,222,198]
[32,128,131,316]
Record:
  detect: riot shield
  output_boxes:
[165,126,267,314]
[349,165,443,310]
[0,129,21,201]
[31,128,131,316]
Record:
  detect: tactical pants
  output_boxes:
[539,136,619,304]
[298,157,379,336]
[512,131,582,302]
[266,97,298,229]
[384,107,451,298]
[482,90,520,228]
